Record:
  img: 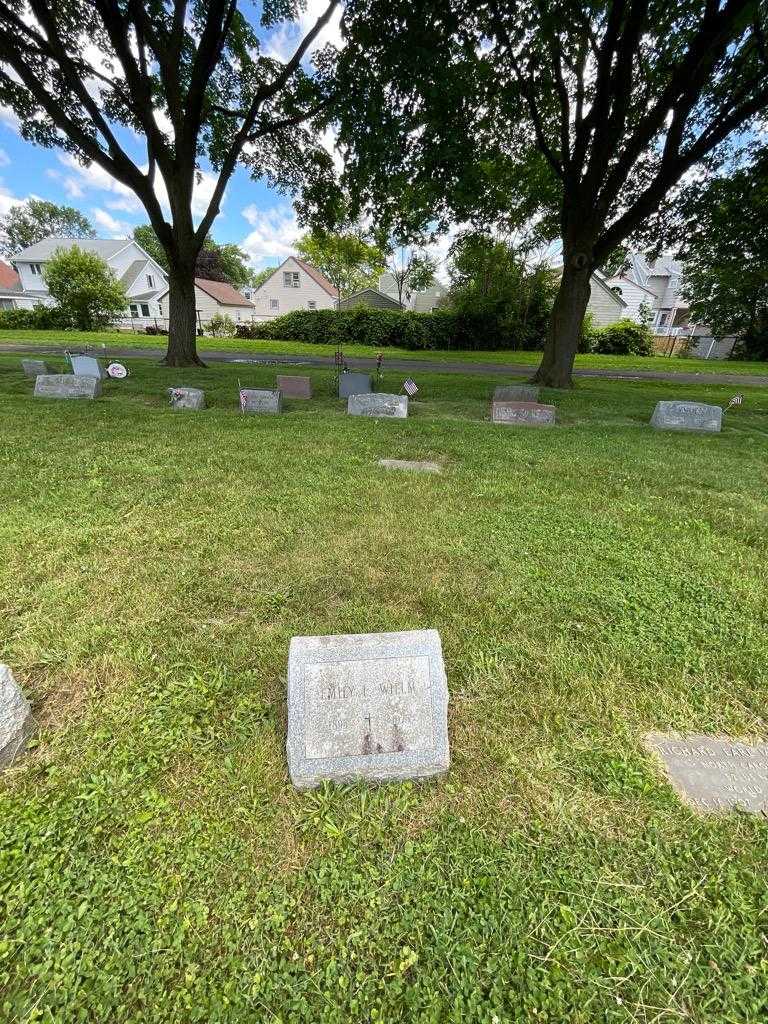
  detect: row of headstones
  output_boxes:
[3,637,766,814]
[491,384,724,432]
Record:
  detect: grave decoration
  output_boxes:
[168,387,205,410]
[287,629,450,788]
[107,362,129,379]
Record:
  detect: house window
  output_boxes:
[657,311,670,328]
[283,271,300,288]
[130,304,139,317]
[30,263,42,276]
[0,298,13,309]
[308,300,317,310]
[146,274,154,289]
[270,298,279,311]
[141,303,150,317]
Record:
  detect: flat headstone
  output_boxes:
[0,664,34,769]
[287,629,450,789]
[378,459,441,474]
[491,400,556,426]
[348,393,408,419]
[339,372,372,398]
[493,384,540,403]
[168,387,205,411]
[240,388,282,414]
[650,401,722,433]
[69,354,106,379]
[34,374,101,400]
[644,733,768,815]
[277,375,312,399]
[21,358,51,377]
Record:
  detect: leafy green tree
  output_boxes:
[670,151,768,358]
[383,245,437,307]
[333,0,768,386]
[133,225,255,288]
[447,231,556,347]
[132,225,169,271]
[43,246,128,330]
[295,230,387,298]
[0,199,94,257]
[250,265,278,289]
[0,1,339,366]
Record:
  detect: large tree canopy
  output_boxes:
[133,224,255,288]
[0,0,339,365]
[0,199,95,257]
[295,229,387,297]
[331,0,768,386]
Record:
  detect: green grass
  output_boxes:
[2,327,768,376]
[1,353,767,1022]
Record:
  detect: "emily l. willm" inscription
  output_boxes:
[287,630,449,789]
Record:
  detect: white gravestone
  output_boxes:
[491,400,556,426]
[650,401,722,433]
[348,393,408,419]
[644,733,768,814]
[69,354,106,379]
[21,358,51,377]
[287,629,450,789]
[34,374,102,400]
[240,388,282,414]
[0,664,34,769]
[493,384,540,403]
[168,387,205,411]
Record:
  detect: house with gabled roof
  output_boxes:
[249,256,338,319]
[8,236,168,321]
[157,278,255,324]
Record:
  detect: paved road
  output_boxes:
[4,342,768,387]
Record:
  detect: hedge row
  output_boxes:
[235,307,544,351]
[0,306,72,330]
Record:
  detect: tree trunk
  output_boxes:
[532,255,593,388]
[162,262,205,367]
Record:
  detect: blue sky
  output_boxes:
[0,1,347,272]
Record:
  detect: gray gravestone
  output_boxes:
[69,354,106,379]
[493,384,540,403]
[491,400,556,426]
[168,387,205,411]
[644,733,768,814]
[348,393,408,419]
[378,459,441,474]
[277,375,312,399]
[287,629,450,789]
[34,374,102,400]
[339,372,372,398]
[21,358,51,377]
[240,388,282,414]
[650,401,722,433]
[0,664,34,769]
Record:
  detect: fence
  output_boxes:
[113,312,272,334]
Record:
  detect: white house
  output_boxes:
[249,256,338,319]
[609,252,690,332]
[378,272,449,312]
[0,260,34,309]
[9,236,168,324]
[605,275,657,324]
[157,278,255,324]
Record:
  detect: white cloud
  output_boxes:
[240,203,299,267]
[264,0,344,64]
[0,148,10,168]
[91,207,131,236]
[0,183,24,218]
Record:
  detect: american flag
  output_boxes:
[726,394,744,411]
[403,378,418,397]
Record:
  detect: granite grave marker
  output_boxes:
[644,732,768,814]
[34,374,102,400]
[287,629,450,788]
[378,459,441,473]
[348,393,408,419]
[168,387,205,410]
[338,372,372,398]
[0,664,34,769]
[491,400,556,426]
[650,401,722,433]
[240,388,282,414]
[69,354,106,379]
[21,358,51,377]
[277,375,312,399]
[493,384,540,403]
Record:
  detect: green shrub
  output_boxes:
[206,312,236,337]
[235,307,543,351]
[0,305,72,330]
[591,318,653,356]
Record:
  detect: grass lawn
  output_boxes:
[1,353,767,1022]
[2,327,768,376]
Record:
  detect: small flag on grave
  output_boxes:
[403,378,418,397]
[726,394,743,411]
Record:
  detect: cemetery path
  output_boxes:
[5,342,768,387]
